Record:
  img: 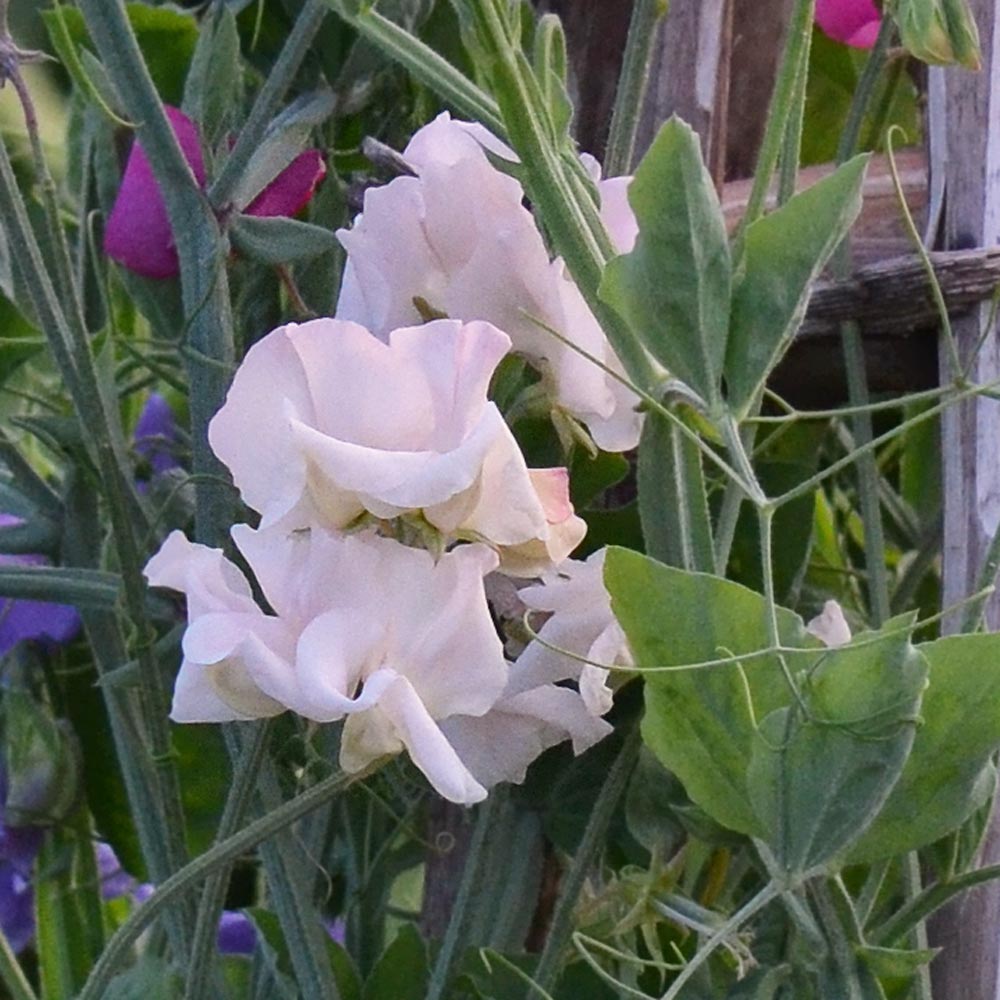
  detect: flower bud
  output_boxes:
[894,0,981,69]
[2,692,81,826]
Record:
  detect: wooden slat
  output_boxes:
[929,0,1000,994]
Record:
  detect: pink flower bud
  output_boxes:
[104,106,325,279]
[815,0,882,47]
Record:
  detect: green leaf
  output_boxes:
[637,412,714,571]
[856,944,938,979]
[363,924,429,1000]
[532,14,572,142]
[569,448,629,509]
[36,824,102,998]
[605,547,803,836]
[103,957,182,1000]
[724,155,869,416]
[230,214,341,265]
[52,4,198,106]
[747,617,927,872]
[0,565,121,609]
[61,654,147,880]
[848,633,1000,863]
[42,2,132,127]
[183,6,243,144]
[600,118,731,408]
[624,748,686,858]
[0,294,43,385]
[230,90,336,212]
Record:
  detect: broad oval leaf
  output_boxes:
[599,117,731,409]
[604,546,806,837]
[230,214,341,265]
[748,617,928,873]
[848,632,1000,863]
[725,154,869,417]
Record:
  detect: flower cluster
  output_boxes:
[337,113,643,452]
[143,115,642,804]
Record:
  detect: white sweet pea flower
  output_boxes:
[516,548,631,720]
[335,112,643,452]
[439,674,613,791]
[208,317,585,577]
[145,526,511,804]
[806,600,853,648]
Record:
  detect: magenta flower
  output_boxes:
[815,0,882,47]
[104,106,326,279]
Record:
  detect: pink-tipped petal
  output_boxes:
[245,149,327,218]
[103,106,206,279]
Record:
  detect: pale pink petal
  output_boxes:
[207,324,316,521]
[806,600,853,648]
[375,676,488,804]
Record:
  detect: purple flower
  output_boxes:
[217,910,257,955]
[0,772,43,953]
[0,514,80,659]
[0,862,34,953]
[104,106,327,279]
[134,393,180,492]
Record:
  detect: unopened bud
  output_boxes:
[894,0,982,69]
[2,692,81,826]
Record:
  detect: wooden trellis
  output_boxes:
[551,0,1000,995]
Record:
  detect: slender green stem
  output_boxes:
[255,757,342,999]
[427,791,505,1000]
[530,727,640,997]
[470,0,657,393]
[960,518,1000,631]
[872,862,1000,948]
[828,18,896,628]
[773,379,995,506]
[840,319,891,625]
[753,384,951,423]
[661,883,781,999]
[327,1,505,137]
[77,767,359,1000]
[0,926,38,1000]
[0,92,193,954]
[776,12,811,206]
[736,0,816,242]
[904,852,934,1000]
[714,479,743,574]
[80,0,236,549]
[184,722,274,1000]
[604,0,666,176]
[209,0,328,209]
[856,858,890,928]
[884,126,962,382]
[837,16,895,164]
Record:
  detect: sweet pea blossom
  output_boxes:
[104,105,326,279]
[335,112,643,452]
[815,0,881,47]
[516,548,632,720]
[208,317,585,576]
[145,524,513,804]
[806,600,852,647]
[0,514,80,659]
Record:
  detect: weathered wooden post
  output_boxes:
[930,0,1000,994]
